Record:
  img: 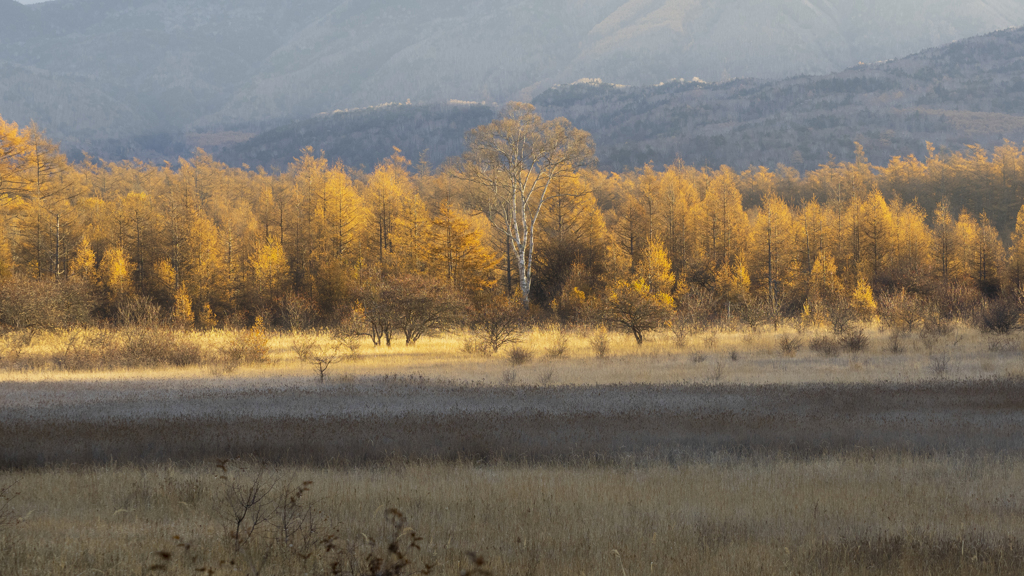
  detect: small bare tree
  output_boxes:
[878,288,927,334]
[293,327,360,382]
[390,274,467,345]
[471,294,527,352]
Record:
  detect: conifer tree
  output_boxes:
[1007,204,1024,291]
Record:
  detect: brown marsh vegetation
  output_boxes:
[3,456,1024,575]
[3,325,1024,574]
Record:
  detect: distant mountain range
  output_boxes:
[221,25,1024,172]
[3,0,1024,162]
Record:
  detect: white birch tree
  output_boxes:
[462,103,594,306]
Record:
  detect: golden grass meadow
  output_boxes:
[3,324,1024,574]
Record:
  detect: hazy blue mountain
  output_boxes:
[220,102,497,171]
[2,0,1024,160]
[219,25,1024,174]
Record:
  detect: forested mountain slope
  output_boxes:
[222,25,1024,173]
[1,0,1023,160]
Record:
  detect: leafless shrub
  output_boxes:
[809,335,841,357]
[462,338,492,356]
[932,281,983,320]
[357,279,395,347]
[294,329,357,382]
[202,460,321,575]
[729,350,739,361]
[471,294,526,353]
[507,345,533,366]
[931,354,950,378]
[116,294,162,327]
[979,296,1021,334]
[672,332,688,349]
[291,332,315,363]
[988,337,1021,354]
[588,328,610,359]
[888,332,905,354]
[674,286,719,334]
[878,289,926,334]
[778,334,803,356]
[281,292,314,332]
[500,369,518,385]
[152,468,449,576]
[743,294,784,331]
[690,353,707,363]
[218,317,271,371]
[121,326,209,367]
[710,361,725,381]
[0,275,94,337]
[391,274,468,345]
[55,327,113,370]
[358,274,468,347]
[702,333,718,350]
[840,328,868,353]
[545,330,570,358]
[0,330,32,367]
[921,315,953,338]
[822,295,858,335]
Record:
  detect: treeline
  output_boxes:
[4,112,1024,342]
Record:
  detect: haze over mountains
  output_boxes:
[223,25,1024,173]
[3,0,1024,166]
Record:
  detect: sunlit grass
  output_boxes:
[3,455,1024,575]
[2,321,1016,388]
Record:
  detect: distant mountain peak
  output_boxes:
[4,0,1024,161]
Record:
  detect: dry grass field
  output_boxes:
[3,457,1024,575]
[3,324,1024,574]
[3,322,1022,386]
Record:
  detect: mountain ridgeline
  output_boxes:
[221,25,1024,174]
[2,0,1024,161]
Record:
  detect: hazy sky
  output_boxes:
[16,0,52,3]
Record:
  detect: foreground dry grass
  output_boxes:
[4,324,1024,574]
[2,456,1024,575]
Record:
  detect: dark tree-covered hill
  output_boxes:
[220,26,1024,172]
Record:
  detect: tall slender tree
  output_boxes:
[462,102,595,306]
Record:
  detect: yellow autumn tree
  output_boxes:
[98,246,134,304]
[694,167,748,274]
[604,238,676,344]
[365,149,416,274]
[633,238,675,297]
[1007,204,1024,291]
[970,213,1005,296]
[856,189,895,283]
[932,200,963,284]
[69,235,98,287]
[534,172,610,302]
[804,251,852,331]
[889,198,933,290]
[749,190,798,308]
[0,115,31,202]
[426,202,497,293]
[247,237,290,312]
[850,277,878,322]
[152,259,177,305]
[170,283,194,329]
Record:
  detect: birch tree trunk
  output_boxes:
[462,102,595,307]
